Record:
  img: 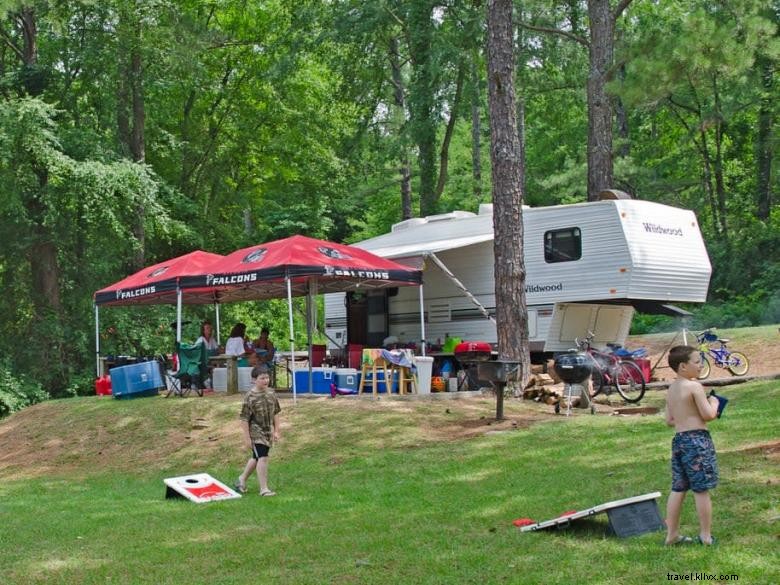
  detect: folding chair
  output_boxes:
[165,342,208,397]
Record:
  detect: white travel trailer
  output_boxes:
[324,197,711,355]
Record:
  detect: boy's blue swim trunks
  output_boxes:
[671,429,719,492]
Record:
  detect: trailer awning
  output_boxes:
[361,233,494,261]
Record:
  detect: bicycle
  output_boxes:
[574,331,646,403]
[695,329,749,379]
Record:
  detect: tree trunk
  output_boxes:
[434,61,466,200]
[16,7,61,315]
[470,56,482,202]
[756,53,773,220]
[515,18,527,199]
[18,7,37,65]
[130,20,146,268]
[614,61,630,159]
[486,0,530,406]
[408,1,438,216]
[117,8,147,270]
[586,0,614,200]
[389,36,413,220]
[712,74,727,238]
[698,128,720,234]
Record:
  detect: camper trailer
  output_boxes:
[324,198,711,356]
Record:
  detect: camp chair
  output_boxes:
[164,342,208,397]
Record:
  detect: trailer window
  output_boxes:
[544,228,581,263]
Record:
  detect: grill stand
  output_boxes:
[458,360,522,421]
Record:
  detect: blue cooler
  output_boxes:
[360,369,398,393]
[110,361,165,399]
[293,367,335,394]
[334,368,359,394]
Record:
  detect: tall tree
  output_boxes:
[408,0,438,215]
[620,0,777,238]
[116,0,147,269]
[486,0,529,417]
[521,0,635,200]
[755,3,777,220]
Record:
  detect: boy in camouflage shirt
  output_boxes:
[235,366,282,496]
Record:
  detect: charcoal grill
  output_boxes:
[455,342,519,420]
[553,351,595,416]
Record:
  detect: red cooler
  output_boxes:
[347,343,363,369]
[311,344,326,367]
[629,358,651,383]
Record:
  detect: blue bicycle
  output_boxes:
[696,329,750,380]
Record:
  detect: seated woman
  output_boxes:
[252,327,276,369]
[225,322,252,366]
[196,320,220,355]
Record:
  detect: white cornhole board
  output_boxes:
[164,473,242,503]
[520,492,663,538]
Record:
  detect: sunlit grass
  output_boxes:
[0,382,777,584]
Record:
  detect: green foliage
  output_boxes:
[0,0,776,400]
[0,362,49,418]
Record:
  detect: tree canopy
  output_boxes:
[0,0,776,396]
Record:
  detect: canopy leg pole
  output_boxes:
[419,285,426,356]
[287,276,297,405]
[215,302,221,345]
[94,304,101,377]
[176,288,183,344]
[306,289,313,394]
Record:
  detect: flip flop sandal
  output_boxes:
[234,480,247,494]
[666,535,694,545]
[696,536,717,545]
[260,489,276,497]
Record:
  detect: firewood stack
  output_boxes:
[521,361,586,407]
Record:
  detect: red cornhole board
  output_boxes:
[164,473,242,503]
[519,492,663,538]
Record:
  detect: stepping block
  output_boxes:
[519,492,664,538]
[164,473,242,503]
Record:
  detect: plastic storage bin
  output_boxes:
[110,361,164,399]
[212,367,255,392]
[293,367,335,393]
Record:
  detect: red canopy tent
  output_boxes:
[180,235,425,402]
[93,237,426,401]
[179,235,422,300]
[94,250,225,307]
[92,250,226,376]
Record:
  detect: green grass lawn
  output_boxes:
[1,381,778,584]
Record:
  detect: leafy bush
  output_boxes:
[630,313,677,334]
[0,363,49,418]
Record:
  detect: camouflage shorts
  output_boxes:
[671,429,719,493]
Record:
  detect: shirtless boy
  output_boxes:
[664,345,720,545]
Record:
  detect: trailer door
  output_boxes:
[346,290,389,347]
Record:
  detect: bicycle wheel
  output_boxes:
[726,351,749,376]
[697,354,711,380]
[589,367,605,397]
[615,361,646,403]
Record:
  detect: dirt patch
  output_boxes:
[0,394,552,480]
[722,439,780,462]
[625,332,780,382]
[425,411,545,441]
